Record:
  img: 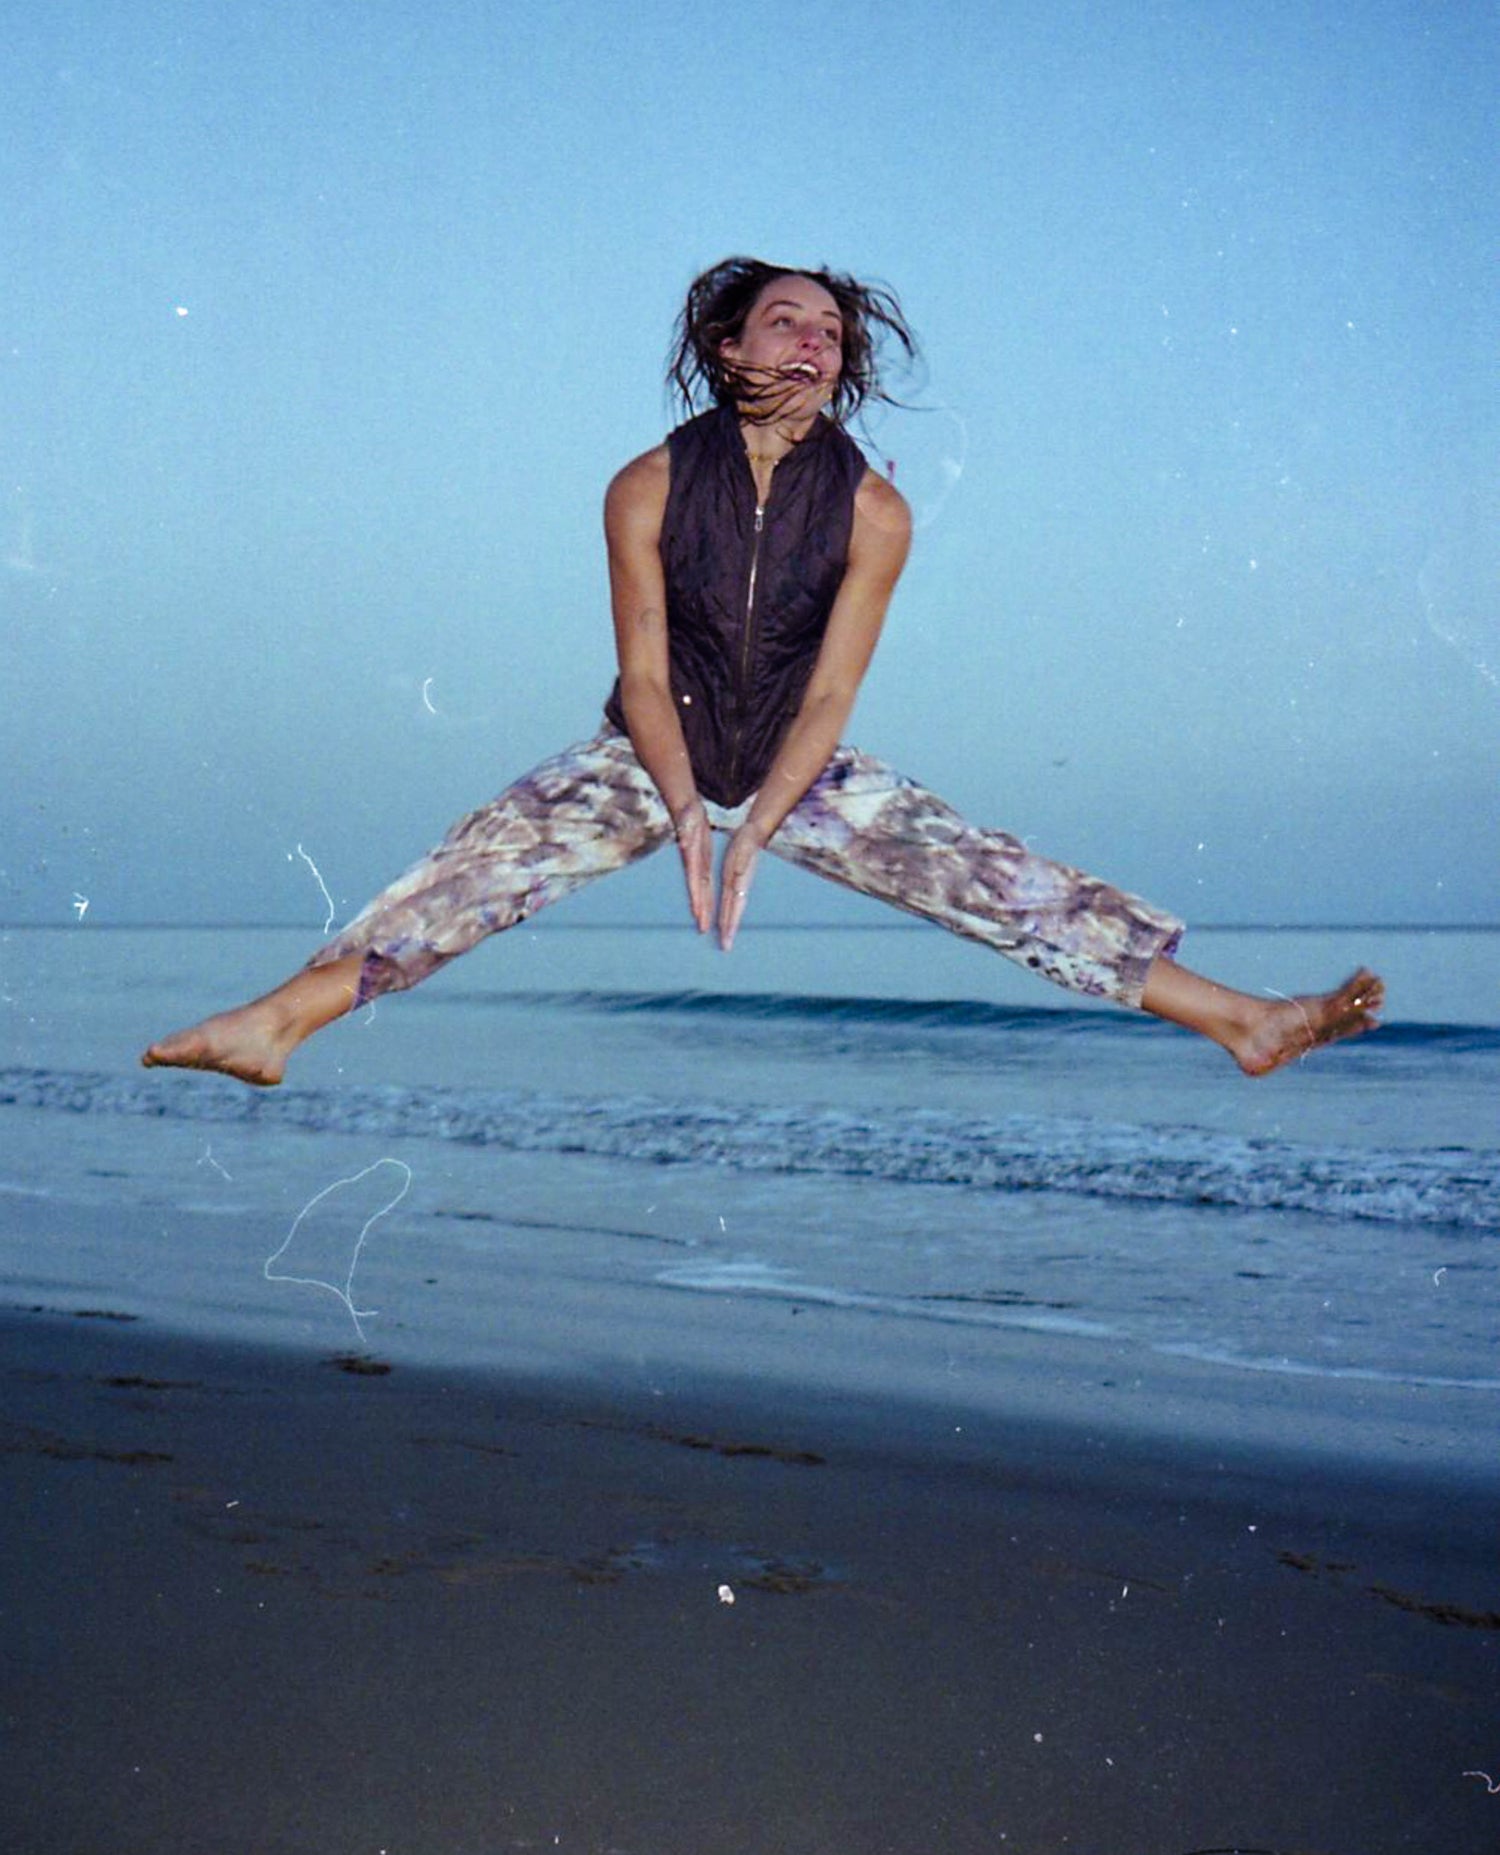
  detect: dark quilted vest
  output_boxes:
[605,404,868,807]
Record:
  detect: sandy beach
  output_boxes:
[3,1258,1497,1855]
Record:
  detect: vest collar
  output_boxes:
[712,401,838,480]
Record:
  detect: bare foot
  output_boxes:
[1232,968,1384,1077]
[141,955,364,1086]
[141,1002,296,1087]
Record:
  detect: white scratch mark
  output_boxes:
[717,1584,735,1605]
[1418,562,1498,696]
[71,892,89,921]
[1263,986,1315,1061]
[421,676,438,714]
[1463,1769,1500,1794]
[264,1157,412,1343]
[4,498,44,577]
[1433,1267,1446,1286]
[289,843,336,934]
[197,1143,233,1182]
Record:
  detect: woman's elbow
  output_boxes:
[616,667,675,714]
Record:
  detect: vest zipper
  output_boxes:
[727,500,765,799]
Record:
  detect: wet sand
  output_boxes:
[2,1297,1497,1855]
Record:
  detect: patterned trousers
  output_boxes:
[309,731,1183,1009]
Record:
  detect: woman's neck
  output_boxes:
[735,408,818,467]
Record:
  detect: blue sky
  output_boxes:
[4,0,1495,931]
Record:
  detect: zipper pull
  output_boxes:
[754,506,764,532]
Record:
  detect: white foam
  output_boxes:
[656,1264,1124,1341]
[7,1065,1498,1231]
[1156,1340,1500,1393]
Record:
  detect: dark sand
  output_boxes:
[2,1305,1497,1855]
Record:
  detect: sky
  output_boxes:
[4,0,1495,935]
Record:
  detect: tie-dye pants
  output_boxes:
[309,730,1183,1009]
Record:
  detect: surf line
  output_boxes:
[264,1157,412,1344]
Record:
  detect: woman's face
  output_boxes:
[720,274,843,411]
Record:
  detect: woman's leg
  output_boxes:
[1139,955,1381,1075]
[142,733,674,1085]
[768,748,1182,1005]
[140,953,368,1087]
[768,748,1381,1074]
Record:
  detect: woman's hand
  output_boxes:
[673,801,714,933]
[717,821,768,952]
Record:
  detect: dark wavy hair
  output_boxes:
[668,256,918,425]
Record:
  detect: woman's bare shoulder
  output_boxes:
[607,443,670,506]
[854,467,912,540]
[605,443,670,546]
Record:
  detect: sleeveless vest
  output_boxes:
[604,404,868,808]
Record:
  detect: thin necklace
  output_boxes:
[744,434,800,464]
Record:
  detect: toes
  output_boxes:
[1331,973,1384,1043]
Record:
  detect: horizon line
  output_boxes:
[3,919,1497,936]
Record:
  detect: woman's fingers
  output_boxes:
[674,810,763,946]
[718,832,760,952]
[674,806,713,933]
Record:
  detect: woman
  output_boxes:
[144,257,1381,1086]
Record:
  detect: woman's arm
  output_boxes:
[604,446,713,931]
[718,470,912,948]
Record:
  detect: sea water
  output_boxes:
[1,923,1497,1424]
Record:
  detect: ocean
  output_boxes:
[2,921,1497,1445]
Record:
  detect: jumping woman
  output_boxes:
[144,257,1382,1086]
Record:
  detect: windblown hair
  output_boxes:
[668,256,918,424]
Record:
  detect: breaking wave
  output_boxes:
[4,1064,1495,1232]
